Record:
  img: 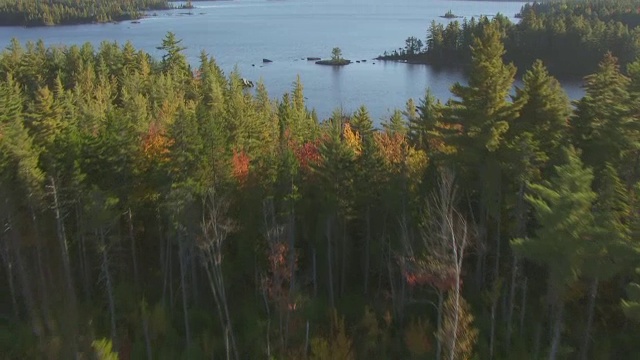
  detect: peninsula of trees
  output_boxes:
[0,0,171,26]
[379,0,640,77]
[3,25,640,359]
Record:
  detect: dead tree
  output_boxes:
[198,189,238,360]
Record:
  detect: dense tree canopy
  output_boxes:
[0,0,170,26]
[1,28,640,360]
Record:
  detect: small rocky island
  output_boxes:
[315,47,351,66]
[441,10,462,19]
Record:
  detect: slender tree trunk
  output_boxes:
[549,301,565,360]
[285,204,296,346]
[507,181,526,353]
[30,204,54,333]
[326,217,335,309]
[340,219,347,298]
[520,276,527,335]
[533,321,542,360]
[312,247,317,298]
[76,203,91,303]
[0,237,19,319]
[436,290,444,360]
[506,256,518,352]
[364,207,371,295]
[128,208,140,287]
[261,285,271,359]
[579,278,599,360]
[98,229,117,343]
[178,238,191,351]
[489,187,502,360]
[49,177,78,357]
[142,315,152,360]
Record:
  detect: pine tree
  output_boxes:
[509,59,570,172]
[443,21,519,162]
[511,147,597,360]
[579,164,634,360]
[573,53,638,171]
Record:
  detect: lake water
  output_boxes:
[0,0,584,122]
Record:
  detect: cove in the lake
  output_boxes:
[0,0,584,122]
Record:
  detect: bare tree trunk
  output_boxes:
[507,181,526,354]
[326,217,335,309]
[489,187,502,360]
[128,208,140,287]
[30,204,54,333]
[285,204,296,346]
[178,237,191,351]
[364,207,371,295]
[0,235,19,319]
[312,247,317,299]
[261,284,271,359]
[506,256,518,352]
[579,278,599,360]
[435,290,444,360]
[142,315,152,360]
[533,321,542,360]
[49,177,78,357]
[98,229,117,343]
[200,192,239,360]
[549,301,565,360]
[520,277,527,335]
[76,203,92,303]
[340,219,347,298]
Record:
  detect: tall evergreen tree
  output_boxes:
[511,147,597,360]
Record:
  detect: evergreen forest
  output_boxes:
[0,0,170,27]
[3,15,640,360]
[382,0,640,77]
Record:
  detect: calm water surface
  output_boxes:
[0,0,584,122]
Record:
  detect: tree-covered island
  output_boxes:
[0,0,173,26]
[378,0,640,77]
[315,47,352,66]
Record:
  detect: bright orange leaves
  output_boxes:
[232,149,250,184]
[374,132,407,169]
[142,122,173,163]
[343,123,362,156]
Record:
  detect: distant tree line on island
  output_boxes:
[381,0,640,77]
[2,28,640,359]
[0,0,171,27]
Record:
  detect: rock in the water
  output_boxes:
[356,61,361,63]
[307,57,321,61]
[263,58,273,63]
[241,78,254,88]
[361,59,367,62]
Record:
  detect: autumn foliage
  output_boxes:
[231,149,250,184]
[141,122,173,163]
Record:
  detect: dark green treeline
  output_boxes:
[0,0,170,26]
[384,0,640,77]
[1,29,640,360]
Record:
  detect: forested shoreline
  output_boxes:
[380,0,640,77]
[2,21,640,359]
[0,0,171,27]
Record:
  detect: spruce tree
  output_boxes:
[511,147,597,360]
[573,53,638,172]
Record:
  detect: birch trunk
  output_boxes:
[98,229,117,343]
[579,278,599,360]
[178,237,191,351]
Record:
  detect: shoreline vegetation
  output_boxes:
[378,1,640,77]
[0,0,194,27]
